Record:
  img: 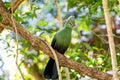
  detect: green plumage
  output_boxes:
[52,26,72,53]
[44,16,75,79]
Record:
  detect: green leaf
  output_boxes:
[36,20,48,26]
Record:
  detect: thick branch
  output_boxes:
[10,0,24,13]
[0,0,24,32]
[0,1,113,80]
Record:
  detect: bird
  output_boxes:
[43,16,75,79]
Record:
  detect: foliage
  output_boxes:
[0,0,120,80]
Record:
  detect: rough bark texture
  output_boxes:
[0,0,24,32]
[0,0,113,80]
[10,0,24,13]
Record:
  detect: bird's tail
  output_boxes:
[43,58,58,79]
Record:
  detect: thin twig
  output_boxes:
[42,39,62,80]
[92,32,108,44]
[53,0,63,79]
[64,67,70,80]
[11,16,25,80]
[54,0,63,29]
[11,1,24,80]
[102,0,119,80]
[93,32,120,50]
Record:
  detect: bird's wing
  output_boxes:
[51,35,56,48]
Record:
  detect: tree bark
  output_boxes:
[102,0,119,80]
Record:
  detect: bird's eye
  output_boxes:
[68,22,72,26]
[68,22,74,27]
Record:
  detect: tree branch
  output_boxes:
[0,0,24,33]
[102,0,119,80]
[54,0,63,29]
[0,1,113,80]
[10,0,24,13]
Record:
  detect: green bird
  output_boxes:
[43,16,75,79]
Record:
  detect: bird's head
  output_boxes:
[65,16,75,28]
